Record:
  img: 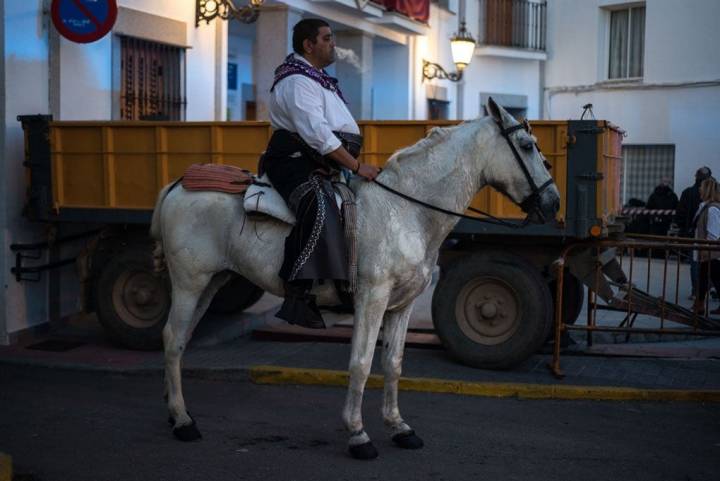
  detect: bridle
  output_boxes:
[372,118,556,228]
[496,119,555,223]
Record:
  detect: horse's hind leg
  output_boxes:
[381,303,423,449]
[163,271,219,441]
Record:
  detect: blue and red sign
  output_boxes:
[51,0,118,44]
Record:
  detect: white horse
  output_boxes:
[151,99,560,459]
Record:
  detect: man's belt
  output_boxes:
[332,131,363,158]
[272,129,363,159]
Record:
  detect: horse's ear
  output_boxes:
[487,97,503,123]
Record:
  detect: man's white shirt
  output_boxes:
[269,54,359,156]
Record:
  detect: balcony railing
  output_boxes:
[478,0,546,51]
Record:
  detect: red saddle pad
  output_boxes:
[181,164,253,194]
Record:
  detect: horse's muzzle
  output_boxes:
[527,188,560,224]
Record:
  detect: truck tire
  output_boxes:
[208,275,265,315]
[95,245,170,350]
[432,252,553,370]
[549,270,585,327]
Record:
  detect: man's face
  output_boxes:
[307,26,335,67]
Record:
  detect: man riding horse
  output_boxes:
[263,19,379,329]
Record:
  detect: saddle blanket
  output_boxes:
[181,164,253,194]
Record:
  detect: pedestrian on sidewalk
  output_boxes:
[692,177,720,316]
[675,166,713,298]
[646,177,678,236]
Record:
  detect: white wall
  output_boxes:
[2,0,52,339]
[460,55,541,120]
[545,0,720,191]
[59,36,112,119]
[188,22,221,120]
[643,0,720,83]
[372,41,409,119]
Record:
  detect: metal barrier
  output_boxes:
[550,234,720,378]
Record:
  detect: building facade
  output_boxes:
[544,0,720,204]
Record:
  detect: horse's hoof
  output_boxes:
[392,430,424,449]
[348,441,378,460]
[172,419,202,442]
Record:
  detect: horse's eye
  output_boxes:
[520,139,534,150]
[543,160,552,170]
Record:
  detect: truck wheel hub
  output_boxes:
[456,277,520,345]
[113,269,169,328]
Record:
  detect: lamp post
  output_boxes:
[423,20,476,82]
[196,0,264,26]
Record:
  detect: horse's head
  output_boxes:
[483,97,560,224]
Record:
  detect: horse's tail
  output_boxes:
[150,179,181,272]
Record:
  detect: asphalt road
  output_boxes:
[1,365,719,481]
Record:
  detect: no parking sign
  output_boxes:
[51,0,118,44]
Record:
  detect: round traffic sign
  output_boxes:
[51,0,118,44]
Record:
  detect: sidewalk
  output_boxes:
[1,290,720,401]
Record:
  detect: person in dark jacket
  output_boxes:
[676,167,713,236]
[674,167,713,298]
[646,177,678,236]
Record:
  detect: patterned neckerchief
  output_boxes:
[271,54,347,104]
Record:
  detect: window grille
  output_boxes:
[608,5,645,79]
[621,144,675,206]
[478,0,547,51]
[120,36,186,120]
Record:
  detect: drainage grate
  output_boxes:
[25,339,86,352]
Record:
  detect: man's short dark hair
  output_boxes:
[293,19,330,55]
[696,166,713,181]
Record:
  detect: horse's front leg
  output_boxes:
[342,284,390,460]
[381,302,424,450]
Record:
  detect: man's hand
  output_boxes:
[326,146,380,181]
[356,163,380,181]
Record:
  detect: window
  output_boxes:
[120,36,186,120]
[479,0,547,51]
[621,145,675,206]
[480,93,527,120]
[428,99,450,120]
[608,5,645,79]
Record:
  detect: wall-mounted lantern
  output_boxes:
[196,0,264,26]
[423,21,476,82]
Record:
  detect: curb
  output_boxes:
[0,452,12,481]
[249,365,720,402]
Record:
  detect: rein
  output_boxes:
[372,178,530,228]
[370,118,554,228]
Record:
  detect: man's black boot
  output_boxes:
[276,283,326,329]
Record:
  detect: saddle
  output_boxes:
[181,163,297,223]
[180,163,358,291]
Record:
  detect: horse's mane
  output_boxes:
[384,120,481,168]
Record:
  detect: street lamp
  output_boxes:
[196,0,264,26]
[423,20,476,82]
